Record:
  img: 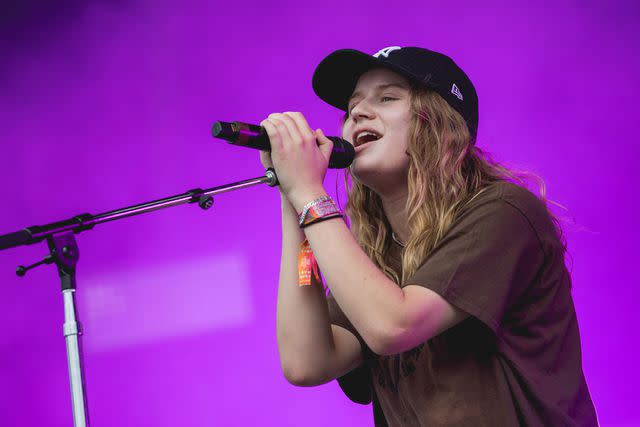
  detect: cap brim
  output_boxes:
[312,49,396,112]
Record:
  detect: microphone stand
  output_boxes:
[0,169,279,427]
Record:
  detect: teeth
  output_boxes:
[356,130,381,145]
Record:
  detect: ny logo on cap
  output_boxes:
[451,83,464,101]
[373,46,402,58]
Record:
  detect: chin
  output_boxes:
[350,154,380,183]
[350,155,409,194]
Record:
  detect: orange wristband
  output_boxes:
[297,239,321,287]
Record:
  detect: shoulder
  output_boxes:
[457,181,533,223]
[460,181,561,255]
[464,181,538,211]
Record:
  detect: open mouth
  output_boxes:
[354,130,382,147]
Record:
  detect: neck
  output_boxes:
[357,168,411,244]
[380,188,410,245]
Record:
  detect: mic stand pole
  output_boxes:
[0,169,279,427]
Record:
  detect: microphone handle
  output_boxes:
[212,121,271,150]
[211,121,354,169]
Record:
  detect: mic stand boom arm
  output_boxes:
[0,168,278,427]
[0,169,279,251]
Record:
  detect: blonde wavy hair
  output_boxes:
[344,85,566,284]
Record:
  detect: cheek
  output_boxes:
[385,126,410,156]
[395,113,412,152]
[341,133,351,146]
[341,121,353,142]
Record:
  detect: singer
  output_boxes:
[260,47,597,426]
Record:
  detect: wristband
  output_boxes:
[298,196,332,226]
[298,196,342,228]
[298,238,321,287]
[301,213,342,229]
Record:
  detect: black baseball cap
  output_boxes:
[312,46,479,140]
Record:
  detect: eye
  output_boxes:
[381,96,396,102]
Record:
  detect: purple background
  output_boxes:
[1,1,637,425]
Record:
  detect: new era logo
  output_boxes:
[451,83,463,101]
[373,46,402,58]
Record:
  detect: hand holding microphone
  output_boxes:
[211,115,354,169]
[212,112,354,209]
[261,112,335,208]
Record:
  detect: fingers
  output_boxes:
[315,129,334,159]
[314,128,332,145]
[283,112,316,146]
[259,151,273,169]
[260,116,289,151]
[261,112,315,151]
[257,112,329,199]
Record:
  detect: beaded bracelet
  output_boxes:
[298,196,342,228]
[298,196,332,226]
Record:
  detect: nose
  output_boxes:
[350,98,375,122]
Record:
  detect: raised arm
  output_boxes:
[262,151,362,386]
[263,112,468,357]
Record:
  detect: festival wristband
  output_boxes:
[298,239,321,287]
[298,196,342,228]
[298,196,333,226]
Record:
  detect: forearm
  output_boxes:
[293,192,406,354]
[259,111,434,357]
[275,193,336,382]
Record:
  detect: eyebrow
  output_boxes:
[348,83,409,103]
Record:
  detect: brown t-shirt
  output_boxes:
[326,181,598,426]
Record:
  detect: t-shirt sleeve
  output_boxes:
[405,199,544,333]
[326,291,372,404]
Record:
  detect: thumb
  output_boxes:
[315,129,334,159]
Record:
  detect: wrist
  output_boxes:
[288,187,328,213]
[281,194,300,222]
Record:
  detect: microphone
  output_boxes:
[211,121,354,169]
